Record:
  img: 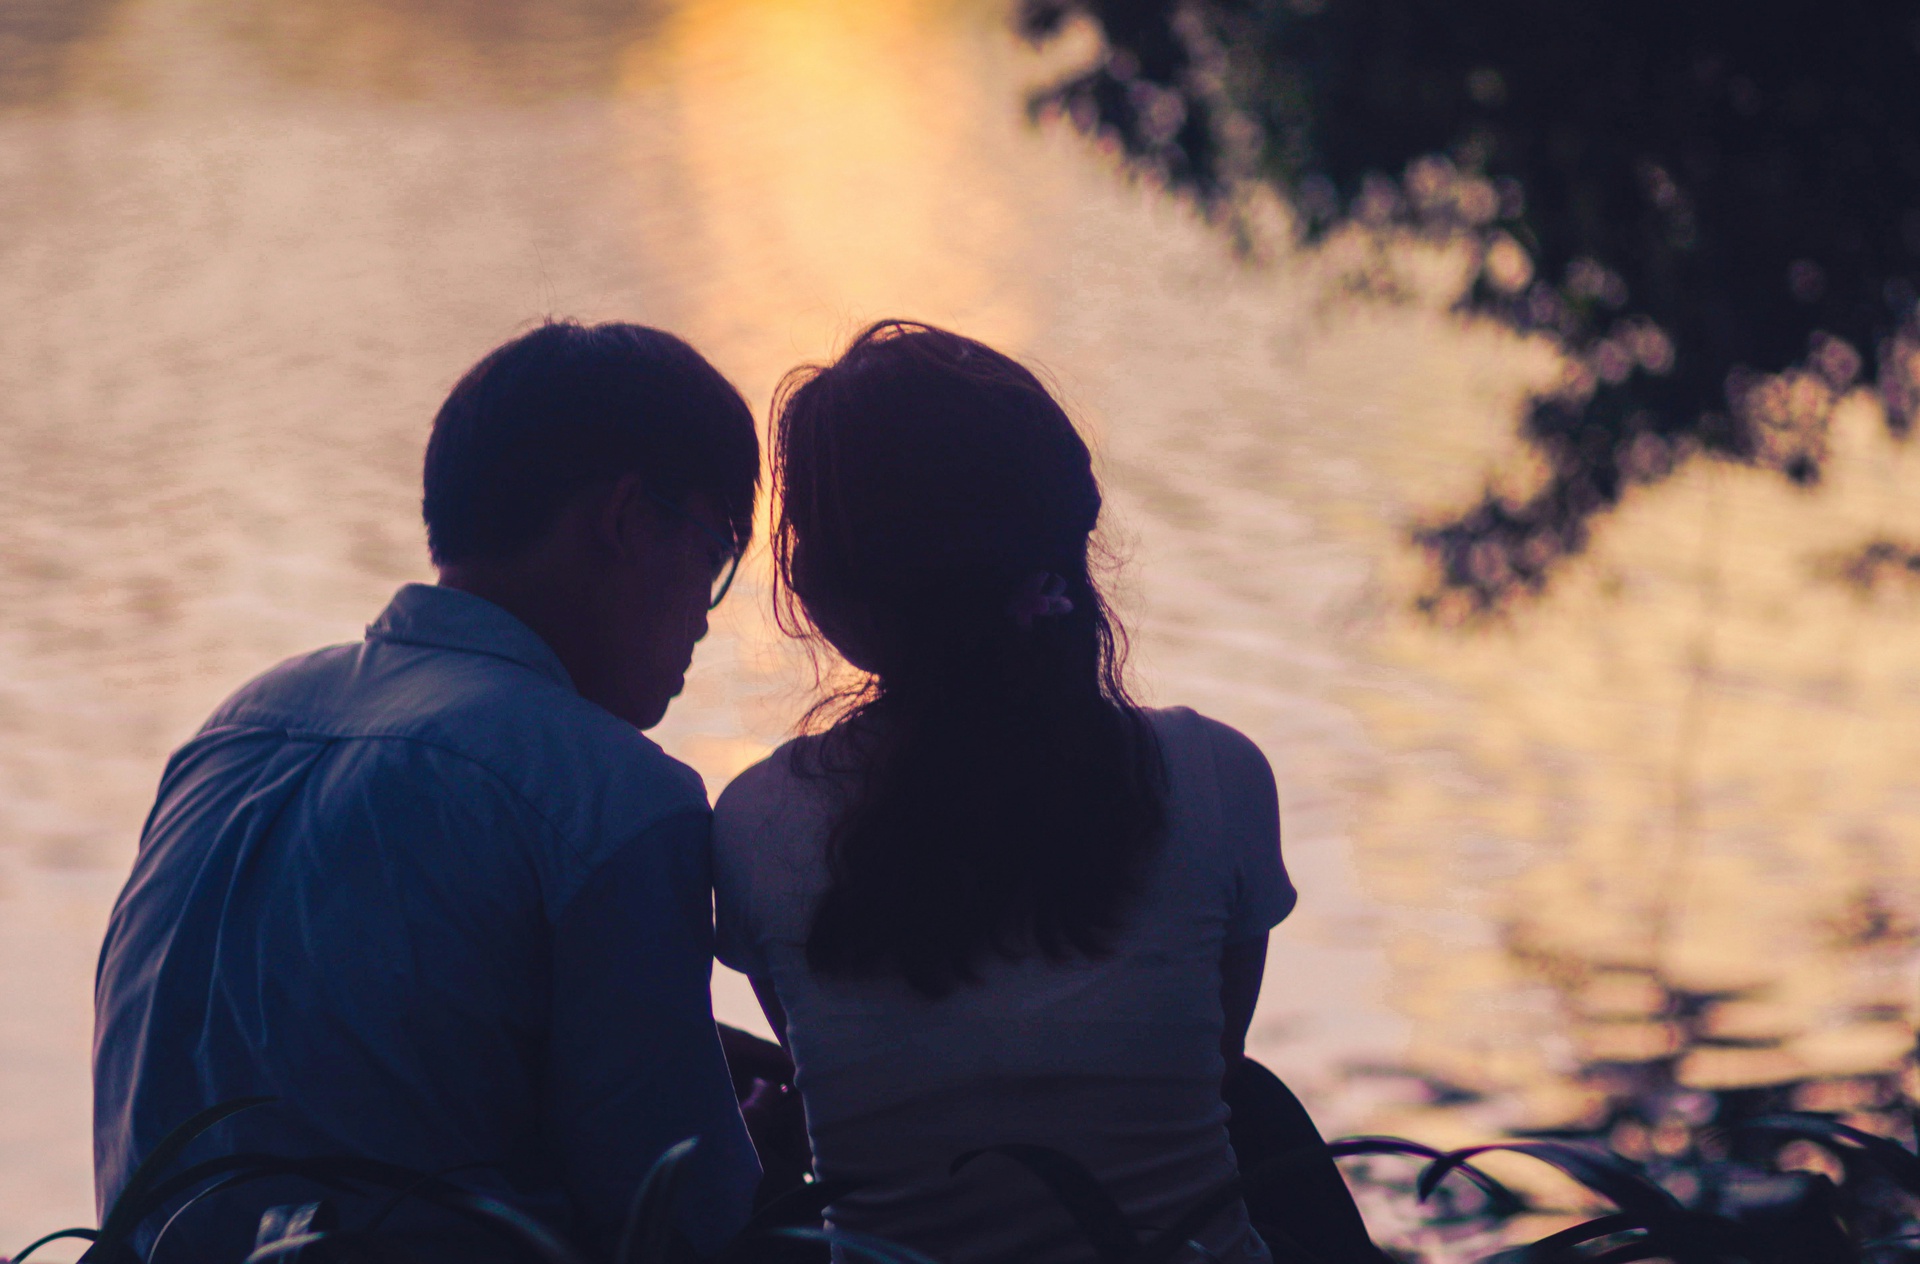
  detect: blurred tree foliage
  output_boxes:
[1021,0,1920,614]
[0,0,123,104]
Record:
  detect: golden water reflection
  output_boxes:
[643,0,1041,398]
[1361,392,1920,1123]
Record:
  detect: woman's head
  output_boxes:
[771,321,1162,997]
[772,322,1102,672]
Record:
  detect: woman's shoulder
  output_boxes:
[1142,708,1285,908]
[716,735,816,815]
[1143,706,1269,770]
[712,730,854,845]
[710,737,844,918]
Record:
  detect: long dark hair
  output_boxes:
[771,321,1164,998]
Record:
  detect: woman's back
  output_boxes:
[714,706,1294,1264]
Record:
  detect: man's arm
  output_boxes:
[548,810,760,1260]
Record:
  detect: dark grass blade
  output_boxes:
[1328,1136,1525,1214]
[98,1096,276,1248]
[1419,1152,1772,1264]
[1584,1241,1672,1264]
[145,1155,459,1264]
[243,1231,329,1262]
[769,1226,944,1264]
[1504,1212,1643,1262]
[455,1193,583,1264]
[361,1161,496,1238]
[141,1150,451,1224]
[1738,1114,1920,1193]
[1130,1175,1247,1264]
[1572,1210,1762,1264]
[615,1137,700,1264]
[10,1227,100,1263]
[139,1152,582,1264]
[148,1167,313,1264]
[1416,1142,1682,1221]
[950,1145,1138,1264]
[302,1162,585,1264]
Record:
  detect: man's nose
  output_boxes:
[691,605,710,644]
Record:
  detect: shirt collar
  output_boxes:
[366,583,576,691]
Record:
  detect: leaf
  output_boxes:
[1738,1113,1920,1193]
[138,1148,410,1255]
[949,1145,1137,1264]
[1584,1240,1675,1264]
[98,1096,276,1250]
[455,1193,584,1264]
[9,1228,100,1264]
[148,1167,288,1264]
[144,1154,445,1264]
[137,1151,583,1264]
[1504,1212,1641,1262]
[616,1138,701,1264]
[1417,1142,1681,1221]
[262,1157,584,1263]
[1327,1136,1524,1214]
[769,1227,945,1264]
[243,1232,329,1263]
[361,1164,484,1238]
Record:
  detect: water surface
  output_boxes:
[4,0,1917,1249]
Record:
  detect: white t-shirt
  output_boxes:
[713,706,1295,1264]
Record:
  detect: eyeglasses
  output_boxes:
[651,493,743,610]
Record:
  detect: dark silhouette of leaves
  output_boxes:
[1023,0,1920,612]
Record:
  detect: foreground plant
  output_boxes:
[6,1100,919,1264]
[23,1099,1920,1263]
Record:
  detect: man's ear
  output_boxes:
[597,473,659,562]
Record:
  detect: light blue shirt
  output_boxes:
[94,583,759,1263]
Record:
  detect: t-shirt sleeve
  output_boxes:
[1203,718,1297,941]
[711,768,773,978]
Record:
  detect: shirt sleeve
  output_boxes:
[1205,719,1297,942]
[547,809,761,1258]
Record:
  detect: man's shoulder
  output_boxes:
[203,635,708,843]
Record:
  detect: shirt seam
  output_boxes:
[192,721,690,874]
[363,630,572,690]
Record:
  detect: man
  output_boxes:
[94,322,762,1262]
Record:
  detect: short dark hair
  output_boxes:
[423,321,759,567]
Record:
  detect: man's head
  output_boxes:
[426,321,759,729]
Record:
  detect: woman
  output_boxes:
[713,323,1295,1264]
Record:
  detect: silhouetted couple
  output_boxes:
[93,322,1378,1263]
